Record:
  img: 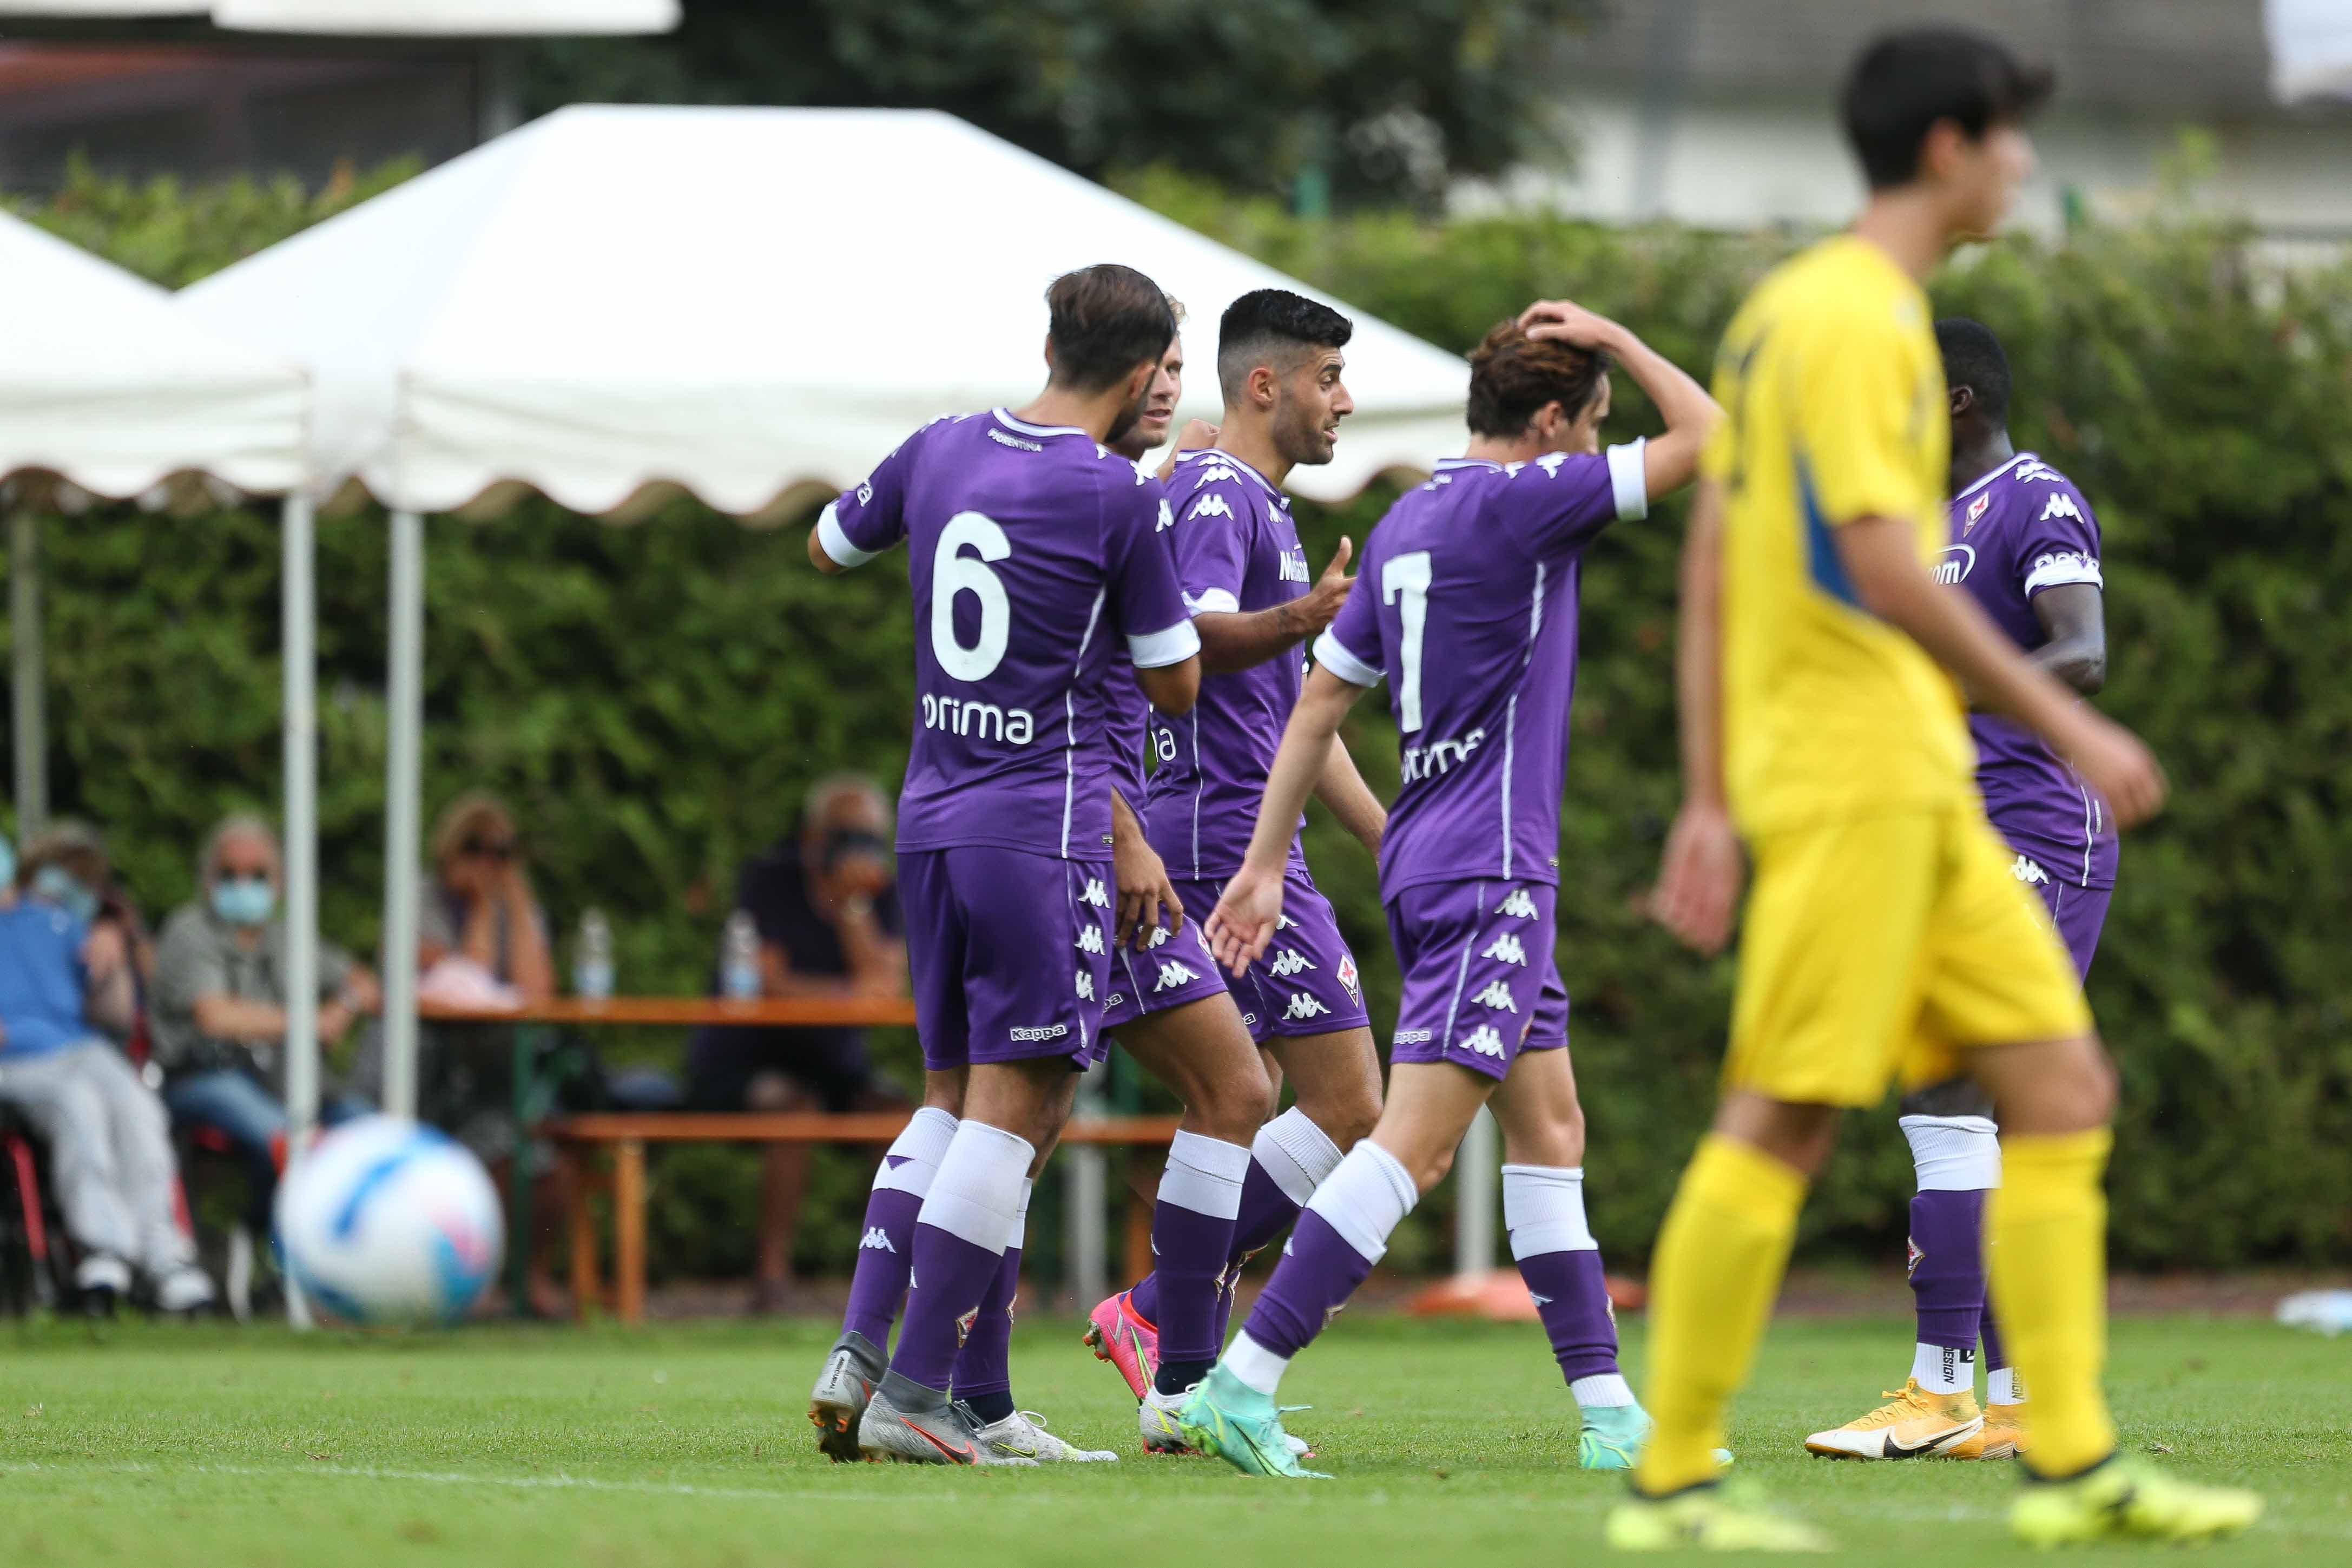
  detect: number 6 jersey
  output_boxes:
[1314,444,1650,900]
[817,408,1200,860]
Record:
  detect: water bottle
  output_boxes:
[575,907,614,1000]
[2277,1289,2352,1335]
[721,910,762,1000]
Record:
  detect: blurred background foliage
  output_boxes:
[7,156,2351,1279]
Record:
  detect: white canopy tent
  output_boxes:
[178,104,1481,1276]
[0,2,673,25]
[2267,0,2352,102]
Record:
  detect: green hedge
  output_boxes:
[8,162,2351,1273]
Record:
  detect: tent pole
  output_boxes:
[381,509,425,1121]
[9,510,47,836]
[281,492,319,1329]
[1453,1106,1499,1279]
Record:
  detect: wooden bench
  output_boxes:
[545,1111,1182,1322]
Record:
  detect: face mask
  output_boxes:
[32,864,98,923]
[211,877,277,928]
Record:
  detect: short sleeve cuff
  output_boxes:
[2023,552,2103,595]
[1183,588,1241,615]
[1128,618,1202,670]
[1311,629,1382,688]
[816,502,881,569]
[1606,439,1649,523]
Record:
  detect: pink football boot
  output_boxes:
[1081,1289,1158,1400]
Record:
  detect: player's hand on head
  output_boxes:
[2059,711,2167,829]
[1517,298,1621,350]
[1204,864,1283,978]
[1650,800,1745,955]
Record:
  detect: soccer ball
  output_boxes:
[275,1116,505,1327]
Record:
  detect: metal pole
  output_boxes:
[10,510,48,835]
[1066,1074,1109,1311]
[380,509,425,1121]
[1454,1106,1499,1277]
[280,492,319,1329]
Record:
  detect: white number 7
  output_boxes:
[1382,550,1432,734]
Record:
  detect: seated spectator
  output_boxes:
[0,830,213,1312]
[149,814,379,1245]
[21,819,155,999]
[687,774,910,1312]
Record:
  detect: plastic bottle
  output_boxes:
[721,910,762,1000]
[2276,1289,2352,1335]
[575,908,614,1000]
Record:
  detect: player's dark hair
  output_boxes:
[1216,288,1353,405]
[1935,317,2012,427]
[1045,263,1178,394]
[1841,28,2053,190]
[1465,320,1611,438]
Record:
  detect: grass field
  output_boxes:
[4,1312,2346,1565]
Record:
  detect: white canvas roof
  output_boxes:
[0,208,305,498]
[212,1,677,33]
[178,104,1472,516]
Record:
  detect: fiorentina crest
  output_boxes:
[1336,953,1361,999]
[1965,491,1991,535]
[1906,1236,1926,1279]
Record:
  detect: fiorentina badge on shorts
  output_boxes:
[1965,492,1991,535]
[1336,953,1361,1000]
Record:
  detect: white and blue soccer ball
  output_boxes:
[275,1116,505,1327]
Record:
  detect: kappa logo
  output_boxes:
[1194,463,1239,487]
[1155,960,1200,992]
[1268,948,1315,978]
[1528,1291,1553,1306]
[1481,933,1529,966]
[1076,925,1106,955]
[1075,971,1097,1002]
[1145,924,1174,950]
[1472,979,1518,1013]
[1534,451,1570,478]
[855,482,874,506]
[1336,953,1360,998]
[860,1227,897,1254]
[1394,1028,1434,1045]
[1498,889,1539,920]
[2011,854,2052,886]
[2040,492,2085,523]
[2017,458,2060,483]
[1277,914,1298,931]
[1083,878,1111,909]
[1156,498,1175,532]
[1192,493,1235,521]
[1284,992,1330,1022]
[1010,1023,1069,1042]
[1462,1025,1507,1059]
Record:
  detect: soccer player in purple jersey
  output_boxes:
[1085,290,1395,1434]
[801,263,1203,1466]
[1806,317,2116,1464]
[1177,304,1722,1477]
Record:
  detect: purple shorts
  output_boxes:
[1106,868,1369,1043]
[1386,879,1567,1082]
[899,846,1114,1073]
[1102,917,1227,1035]
[2019,859,2110,980]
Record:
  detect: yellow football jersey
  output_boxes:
[1704,233,1973,834]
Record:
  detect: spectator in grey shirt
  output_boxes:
[151,815,379,1236]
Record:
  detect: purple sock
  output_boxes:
[950,1243,1021,1420]
[1149,1134,1249,1383]
[887,1121,1031,1395]
[1132,1136,1306,1323]
[1238,1207,1375,1359]
[841,1108,957,1350]
[1515,1246,1620,1385]
[1908,1187,1987,1350]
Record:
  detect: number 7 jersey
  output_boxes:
[1314,445,1651,899]
[818,408,1201,860]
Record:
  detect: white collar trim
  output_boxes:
[1955,451,2037,499]
[993,407,1087,439]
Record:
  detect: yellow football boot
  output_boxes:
[1606,1483,1834,1553]
[1803,1379,1982,1459]
[1943,1400,2030,1460]
[2010,1456,2262,1546]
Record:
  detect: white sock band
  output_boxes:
[1988,1366,2024,1405]
[873,1105,959,1197]
[1162,1130,1251,1220]
[916,1119,1035,1254]
[1253,1106,1346,1207]
[1225,1330,1291,1398]
[1303,1142,1418,1264]
[1572,1373,1636,1408]
[1912,1340,1975,1395]
[1501,1163,1597,1259]
[1900,1115,2002,1191]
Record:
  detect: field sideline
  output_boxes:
[4,1314,2345,1565]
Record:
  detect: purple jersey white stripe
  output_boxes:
[1315,444,1649,898]
[1940,453,2118,890]
[819,410,1199,861]
[1144,451,1314,878]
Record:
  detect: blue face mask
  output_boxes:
[32,864,99,923]
[211,877,277,928]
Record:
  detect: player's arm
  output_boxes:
[1193,537,1354,673]
[1521,300,1721,499]
[1205,666,1372,974]
[809,437,921,575]
[1651,480,1746,954]
[2026,583,2105,696]
[1835,520,2161,822]
[1110,787,1185,948]
[1312,732,1385,857]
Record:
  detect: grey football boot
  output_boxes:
[968,1404,1118,1462]
[858,1370,1038,1466]
[807,1330,886,1462]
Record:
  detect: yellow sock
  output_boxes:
[1987,1128,2117,1478]
[1635,1134,1808,1495]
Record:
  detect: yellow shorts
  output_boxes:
[1724,806,2092,1108]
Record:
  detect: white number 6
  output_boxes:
[932,511,1012,682]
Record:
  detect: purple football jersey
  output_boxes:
[1144,451,1317,877]
[1316,444,1650,898]
[818,409,1200,861]
[1941,453,2118,889]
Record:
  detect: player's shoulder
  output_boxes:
[1171,451,1275,527]
[1987,453,2097,525]
[1761,236,1927,343]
